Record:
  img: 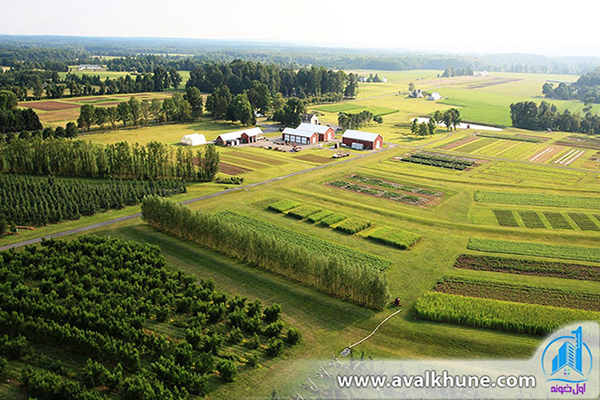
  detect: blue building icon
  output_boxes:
[551,327,583,376]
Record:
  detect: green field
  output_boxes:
[3,69,600,399]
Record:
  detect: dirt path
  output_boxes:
[0,145,392,251]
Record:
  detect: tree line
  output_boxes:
[77,90,203,132]
[0,90,42,134]
[187,60,358,100]
[441,65,474,77]
[0,67,182,101]
[141,196,391,309]
[0,235,298,398]
[0,138,220,181]
[0,175,186,230]
[510,100,600,133]
[338,110,383,130]
[542,68,600,104]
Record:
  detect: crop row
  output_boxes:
[347,174,442,197]
[399,152,475,171]
[475,190,600,210]
[492,209,600,231]
[544,212,574,230]
[492,210,519,227]
[568,213,600,231]
[454,254,600,282]
[414,292,600,335]
[434,276,600,311]
[518,211,546,229]
[476,133,545,143]
[366,227,421,250]
[467,238,600,263]
[327,181,426,206]
[267,200,420,250]
[287,205,322,220]
[220,211,389,271]
[268,200,301,213]
[334,218,372,234]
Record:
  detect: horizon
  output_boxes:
[2,0,600,58]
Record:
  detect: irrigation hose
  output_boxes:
[341,308,403,356]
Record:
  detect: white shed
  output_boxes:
[181,133,206,146]
[427,92,443,101]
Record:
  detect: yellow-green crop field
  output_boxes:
[3,69,600,399]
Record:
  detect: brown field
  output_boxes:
[95,101,127,107]
[219,162,252,175]
[527,145,564,163]
[440,136,479,150]
[38,110,80,123]
[554,140,600,151]
[515,134,551,141]
[227,151,286,165]
[18,100,80,111]
[220,155,269,170]
[293,154,335,164]
[466,77,521,89]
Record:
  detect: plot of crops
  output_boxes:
[453,254,600,281]
[568,213,600,231]
[476,133,546,143]
[218,212,390,271]
[348,174,443,197]
[454,138,496,153]
[227,151,286,165]
[554,135,600,150]
[493,210,519,227]
[433,277,600,311]
[327,180,431,206]
[221,155,270,169]
[219,162,252,175]
[518,211,546,229]
[414,292,600,335]
[543,212,574,230]
[397,151,480,171]
[467,238,600,263]
[366,226,421,249]
[470,162,587,186]
[475,190,600,209]
[293,154,335,164]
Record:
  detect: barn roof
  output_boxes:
[218,127,263,141]
[282,127,317,138]
[342,130,382,142]
[296,123,331,134]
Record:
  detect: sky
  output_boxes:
[1,0,600,57]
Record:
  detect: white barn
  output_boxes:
[181,133,206,146]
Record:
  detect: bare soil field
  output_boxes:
[528,145,564,163]
[440,136,479,150]
[293,154,335,164]
[466,77,521,89]
[219,162,252,175]
[18,100,80,111]
[227,151,286,165]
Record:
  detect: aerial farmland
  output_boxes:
[1,5,600,398]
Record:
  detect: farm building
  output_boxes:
[180,133,206,146]
[282,127,319,145]
[342,130,383,150]
[296,123,335,141]
[427,92,443,101]
[78,64,103,71]
[302,113,320,125]
[215,127,263,146]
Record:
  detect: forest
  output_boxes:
[510,100,600,133]
[542,68,600,104]
[0,235,298,399]
[0,138,220,181]
[0,175,186,230]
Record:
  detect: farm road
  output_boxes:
[0,145,392,251]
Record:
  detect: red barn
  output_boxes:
[341,130,383,150]
[296,123,335,142]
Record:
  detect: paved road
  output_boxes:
[0,145,391,251]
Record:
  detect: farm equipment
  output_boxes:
[332,152,349,159]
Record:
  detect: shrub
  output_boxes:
[245,353,260,368]
[334,218,372,234]
[287,205,322,219]
[0,357,7,382]
[307,210,334,223]
[264,304,281,323]
[246,333,261,349]
[286,328,302,345]
[228,327,244,344]
[367,227,421,249]
[266,337,285,357]
[217,359,237,382]
[264,321,284,338]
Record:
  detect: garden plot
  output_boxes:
[396,151,482,171]
[326,179,443,207]
[527,145,564,163]
[439,136,479,150]
[554,149,586,165]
